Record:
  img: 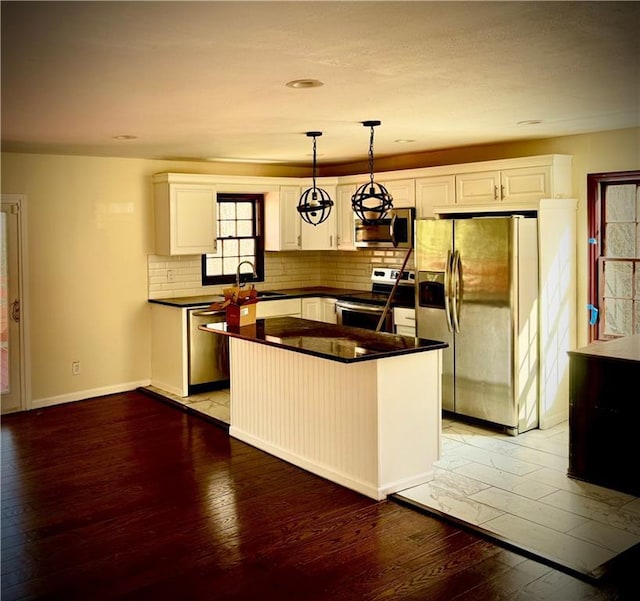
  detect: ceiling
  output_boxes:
[2,1,639,167]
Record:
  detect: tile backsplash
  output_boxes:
[148,249,414,299]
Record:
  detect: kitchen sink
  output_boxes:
[256,290,287,298]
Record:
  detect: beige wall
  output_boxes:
[2,127,638,407]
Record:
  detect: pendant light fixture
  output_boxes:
[351,120,393,224]
[297,131,334,226]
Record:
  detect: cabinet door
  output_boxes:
[456,167,551,205]
[301,297,322,321]
[154,182,217,255]
[265,186,301,251]
[336,184,356,250]
[379,178,415,208]
[456,171,501,205]
[321,298,337,324]
[280,185,302,250]
[302,297,337,323]
[300,184,337,250]
[501,166,550,202]
[415,176,455,218]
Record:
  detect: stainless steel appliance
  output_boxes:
[187,307,230,392]
[335,267,415,333]
[415,215,539,435]
[354,208,414,249]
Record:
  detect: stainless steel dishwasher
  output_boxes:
[187,307,229,392]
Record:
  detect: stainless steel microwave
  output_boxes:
[354,208,414,249]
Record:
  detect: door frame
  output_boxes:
[1,194,31,411]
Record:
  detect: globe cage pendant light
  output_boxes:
[297,131,334,226]
[351,120,393,224]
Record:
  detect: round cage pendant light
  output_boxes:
[297,131,334,226]
[351,120,393,224]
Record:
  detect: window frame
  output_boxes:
[201,193,265,287]
[587,170,640,342]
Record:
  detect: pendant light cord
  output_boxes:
[312,135,318,189]
[368,125,375,187]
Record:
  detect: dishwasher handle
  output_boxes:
[191,309,226,317]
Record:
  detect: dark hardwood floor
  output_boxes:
[1,391,634,600]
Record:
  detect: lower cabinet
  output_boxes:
[568,337,640,496]
[150,303,190,397]
[256,298,301,319]
[301,297,337,324]
[393,307,416,337]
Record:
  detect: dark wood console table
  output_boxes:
[567,334,640,496]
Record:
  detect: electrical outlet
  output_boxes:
[167,269,175,282]
[72,361,81,376]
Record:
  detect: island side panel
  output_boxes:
[376,349,442,496]
[228,338,383,499]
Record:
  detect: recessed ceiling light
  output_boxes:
[285,79,323,89]
[394,139,416,144]
[516,120,543,126]
[113,134,137,140]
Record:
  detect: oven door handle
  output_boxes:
[336,301,384,314]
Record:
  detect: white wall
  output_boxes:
[1,127,638,408]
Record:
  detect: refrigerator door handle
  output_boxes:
[444,250,454,332]
[451,250,461,333]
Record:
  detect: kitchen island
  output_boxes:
[199,317,447,500]
[568,334,640,495]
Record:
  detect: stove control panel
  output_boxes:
[371,268,415,286]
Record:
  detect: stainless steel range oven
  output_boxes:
[335,268,415,333]
[335,299,394,332]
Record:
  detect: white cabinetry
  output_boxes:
[150,303,190,397]
[393,307,416,337]
[302,297,337,323]
[415,176,455,218]
[265,185,301,251]
[153,174,217,256]
[256,298,301,319]
[265,184,337,251]
[379,178,416,208]
[456,166,551,205]
[299,183,337,251]
[336,184,357,250]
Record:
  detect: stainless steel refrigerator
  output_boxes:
[415,216,539,435]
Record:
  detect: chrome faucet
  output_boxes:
[236,260,257,289]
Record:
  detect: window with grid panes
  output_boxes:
[587,172,640,341]
[201,194,264,286]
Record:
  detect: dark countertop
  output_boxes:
[148,286,366,308]
[568,334,640,364]
[199,316,447,363]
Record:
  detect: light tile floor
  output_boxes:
[144,386,640,580]
[145,385,231,424]
[394,416,640,580]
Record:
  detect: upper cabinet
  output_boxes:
[153,173,217,256]
[154,155,572,254]
[437,155,572,213]
[265,184,337,251]
[300,183,337,251]
[415,175,455,218]
[336,183,357,250]
[378,178,416,208]
[265,185,301,251]
[456,166,551,205]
